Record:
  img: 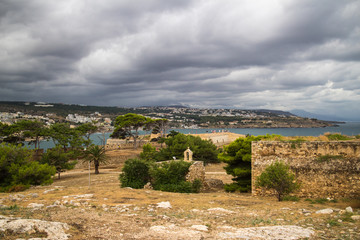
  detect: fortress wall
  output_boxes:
[105,139,160,150]
[252,141,360,199]
[209,135,230,145]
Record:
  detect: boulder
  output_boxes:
[156,201,172,209]
[0,215,70,240]
[345,206,353,213]
[27,203,44,209]
[315,208,333,214]
[203,178,224,191]
[216,225,314,239]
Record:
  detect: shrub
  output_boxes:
[119,159,201,193]
[224,183,238,192]
[139,143,157,162]
[0,143,55,192]
[191,179,202,193]
[119,158,152,189]
[150,161,191,186]
[326,133,351,141]
[11,161,55,186]
[41,146,77,179]
[156,181,193,193]
[256,161,300,201]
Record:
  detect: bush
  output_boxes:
[156,181,193,193]
[119,159,152,189]
[224,183,238,192]
[150,161,191,187]
[11,161,55,186]
[0,143,55,192]
[119,159,201,193]
[256,161,300,201]
[326,133,351,141]
[41,146,77,179]
[139,143,157,162]
[191,179,202,193]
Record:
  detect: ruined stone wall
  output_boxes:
[105,139,160,150]
[209,135,229,146]
[186,161,205,182]
[252,141,360,199]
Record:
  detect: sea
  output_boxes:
[26,122,360,150]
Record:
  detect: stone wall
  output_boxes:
[105,139,160,150]
[252,141,360,199]
[208,135,229,146]
[186,161,205,182]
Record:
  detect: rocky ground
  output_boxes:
[1,159,359,239]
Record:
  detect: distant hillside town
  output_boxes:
[0,101,338,129]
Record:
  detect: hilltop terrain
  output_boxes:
[0,147,359,239]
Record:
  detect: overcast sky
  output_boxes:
[1,0,359,120]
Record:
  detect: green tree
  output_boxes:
[0,122,23,145]
[119,158,152,188]
[151,119,169,138]
[156,133,219,164]
[84,145,108,174]
[150,160,191,187]
[256,161,300,201]
[139,143,158,162]
[49,123,84,150]
[76,123,98,147]
[41,146,77,179]
[0,143,55,192]
[111,113,152,149]
[218,136,262,192]
[16,120,49,149]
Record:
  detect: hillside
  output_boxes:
[0,149,359,239]
[0,101,339,128]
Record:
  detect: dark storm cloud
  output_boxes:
[0,0,359,120]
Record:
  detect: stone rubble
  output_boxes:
[315,208,333,214]
[156,201,172,209]
[346,206,353,213]
[191,224,209,232]
[216,225,315,239]
[208,207,235,214]
[0,215,70,240]
[27,203,45,209]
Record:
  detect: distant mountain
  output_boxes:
[254,109,295,116]
[290,109,347,122]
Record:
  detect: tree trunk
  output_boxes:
[133,135,137,149]
[94,161,99,174]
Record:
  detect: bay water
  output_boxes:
[27,122,360,150]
